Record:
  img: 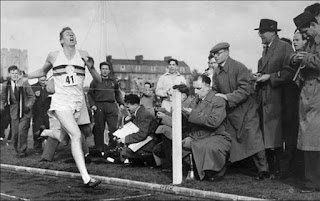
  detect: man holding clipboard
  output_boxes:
[116,94,158,166]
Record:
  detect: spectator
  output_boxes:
[181,75,231,181]
[87,61,125,156]
[152,84,193,170]
[204,54,218,87]
[254,19,294,176]
[118,94,159,166]
[155,58,186,112]
[277,33,305,179]
[134,78,155,116]
[0,65,36,157]
[210,42,270,180]
[0,78,11,142]
[31,76,51,154]
[290,11,320,192]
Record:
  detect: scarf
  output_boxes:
[6,79,25,119]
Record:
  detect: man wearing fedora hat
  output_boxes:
[210,42,270,180]
[254,19,294,178]
[289,11,320,192]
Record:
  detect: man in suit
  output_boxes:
[118,94,158,166]
[254,19,294,176]
[0,65,36,157]
[31,76,51,153]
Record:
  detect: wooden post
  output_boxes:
[172,89,182,184]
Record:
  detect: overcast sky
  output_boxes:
[1,1,317,85]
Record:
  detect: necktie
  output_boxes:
[14,82,19,98]
[264,45,269,56]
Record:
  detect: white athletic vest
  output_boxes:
[52,49,85,96]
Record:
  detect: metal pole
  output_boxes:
[172,89,182,184]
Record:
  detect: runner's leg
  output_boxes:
[55,110,91,184]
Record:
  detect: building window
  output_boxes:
[180,67,185,73]
[120,65,126,71]
[151,66,156,72]
[135,65,141,71]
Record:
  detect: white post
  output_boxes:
[172,89,182,184]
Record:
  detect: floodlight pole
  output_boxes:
[172,89,182,184]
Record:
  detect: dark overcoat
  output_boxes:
[213,57,265,162]
[257,36,294,149]
[185,91,231,180]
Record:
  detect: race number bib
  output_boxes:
[62,65,78,86]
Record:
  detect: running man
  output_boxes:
[19,27,101,188]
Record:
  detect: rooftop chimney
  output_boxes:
[106,55,112,62]
[164,56,172,63]
[135,55,143,64]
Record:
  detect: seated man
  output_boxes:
[182,74,231,181]
[118,94,158,166]
[152,84,193,169]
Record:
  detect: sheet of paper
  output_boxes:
[128,136,152,152]
[113,121,139,138]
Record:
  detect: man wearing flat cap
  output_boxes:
[210,42,270,180]
[254,19,294,178]
[289,11,320,192]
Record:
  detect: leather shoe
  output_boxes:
[84,178,101,188]
[255,171,271,180]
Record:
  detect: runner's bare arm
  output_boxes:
[80,50,101,82]
[28,52,56,79]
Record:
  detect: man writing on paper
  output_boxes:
[117,94,159,166]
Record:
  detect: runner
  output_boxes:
[20,27,101,188]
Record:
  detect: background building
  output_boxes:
[107,55,192,93]
[1,48,28,80]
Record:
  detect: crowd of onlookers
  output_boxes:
[1,2,319,192]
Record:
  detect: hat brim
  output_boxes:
[254,28,281,31]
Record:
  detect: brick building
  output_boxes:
[106,55,191,93]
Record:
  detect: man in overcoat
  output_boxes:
[31,76,51,153]
[254,19,294,175]
[182,75,231,181]
[290,11,320,192]
[0,65,36,157]
[210,42,270,180]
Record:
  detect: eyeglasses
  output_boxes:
[208,62,216,64]
[212,50,225,57]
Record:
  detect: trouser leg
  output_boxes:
[41,137,60,161]
[105,102,119,148]
[93,105,106,153]
[252,150,269,172]
[17,118,31,154]
[11,119,19,153]
[32,117,44,151]
[304,151,320,190]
